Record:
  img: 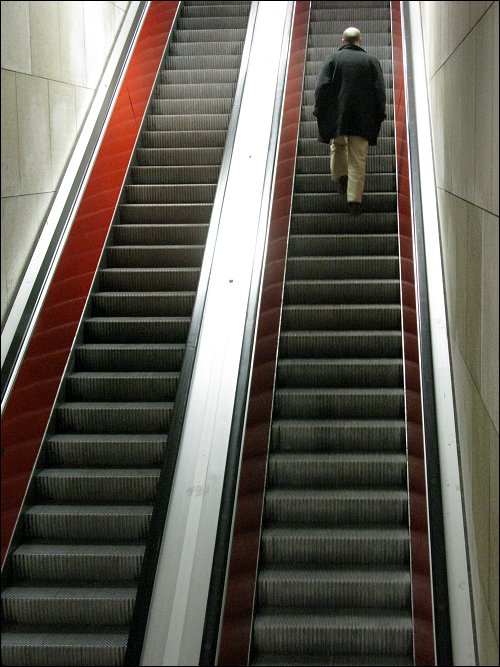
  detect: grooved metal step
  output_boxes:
[290,212,397,234]
[2,587,137,626]
[98,268,200,291]
[287,234,399,255]
[274,388,404,419]
[285,256,399,280]
[66,372,179,402]
[271,419,406,453]
[91,292,196,316]
[1,631,128,667]
[35,469,160,503]
[261,526,410,565]
[169,41,245,57]
[252,655,413,666]
[173,28,246,44]
[125,182,217,202]
[119,202,212,224]
[258,566,411,608]
[84,317,191,343]
[277,358,403,387]
[159,68,239,85]
[253,610,413,656]
[23,505,153,541]
[264,489,408,525]
[74,344,185,371]
[267,453,407,487]
[280,305,401,331]
[113,224,209,245]
[293,192,397,213]
[57,402,174,433]
[284,279,401,304]
[11,544,146,582]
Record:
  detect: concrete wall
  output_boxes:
[1,1,130,327]
[419,2,499,663]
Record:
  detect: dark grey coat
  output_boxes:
[313,44,386,146]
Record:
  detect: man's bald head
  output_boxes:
[342,27,361,45]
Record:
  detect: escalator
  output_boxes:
[250,2,414,665]
[1,2,251,665]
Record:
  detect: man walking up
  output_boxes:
[313,27,386,216]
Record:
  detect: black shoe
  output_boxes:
[348,201,362,216]
[337,175,348,195]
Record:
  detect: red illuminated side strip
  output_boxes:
[0,1,180,565]
[391,2,436,665]
[215,3,310,665]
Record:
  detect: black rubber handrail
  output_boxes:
[124,2,259,664]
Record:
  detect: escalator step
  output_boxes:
[278,331,402,358]
[23,505,153,541]
[35,469,160,503]
[264,489,408,525]
[287,234,398,255]
[74,344,185,372]
[284,256,399,280]
[98,268,200,291]
[274,388,404,419]
[119,202,212,224]
[182,5,251,19]
[258,566,410,609]
[293,192,396,213]
[65,372,179,402]
[261,526,409,565]
[91,292,196,316]
[1,630,128,667]
[267,453,407,487]
[271,419,406,453]
[290,212,397,235]
[284,279,401,304]
[113,224,209,245]
[276,359,403,388]
[84,317,190,343]
[2,587,137,626]
[252,654,413,666]
[169,41,244,57]
[173,28,246,44]
[57,401,174,433]
[280,305,401,330]
[149,97,232,115]
[11,544,145,582]
[158,68,239,85]
[125,183,216,203]
[253,609,413,656]
[130,164,219,183]
[168,55,242,69]
[176,16,249,31]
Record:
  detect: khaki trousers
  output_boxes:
[330,135,369,203]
